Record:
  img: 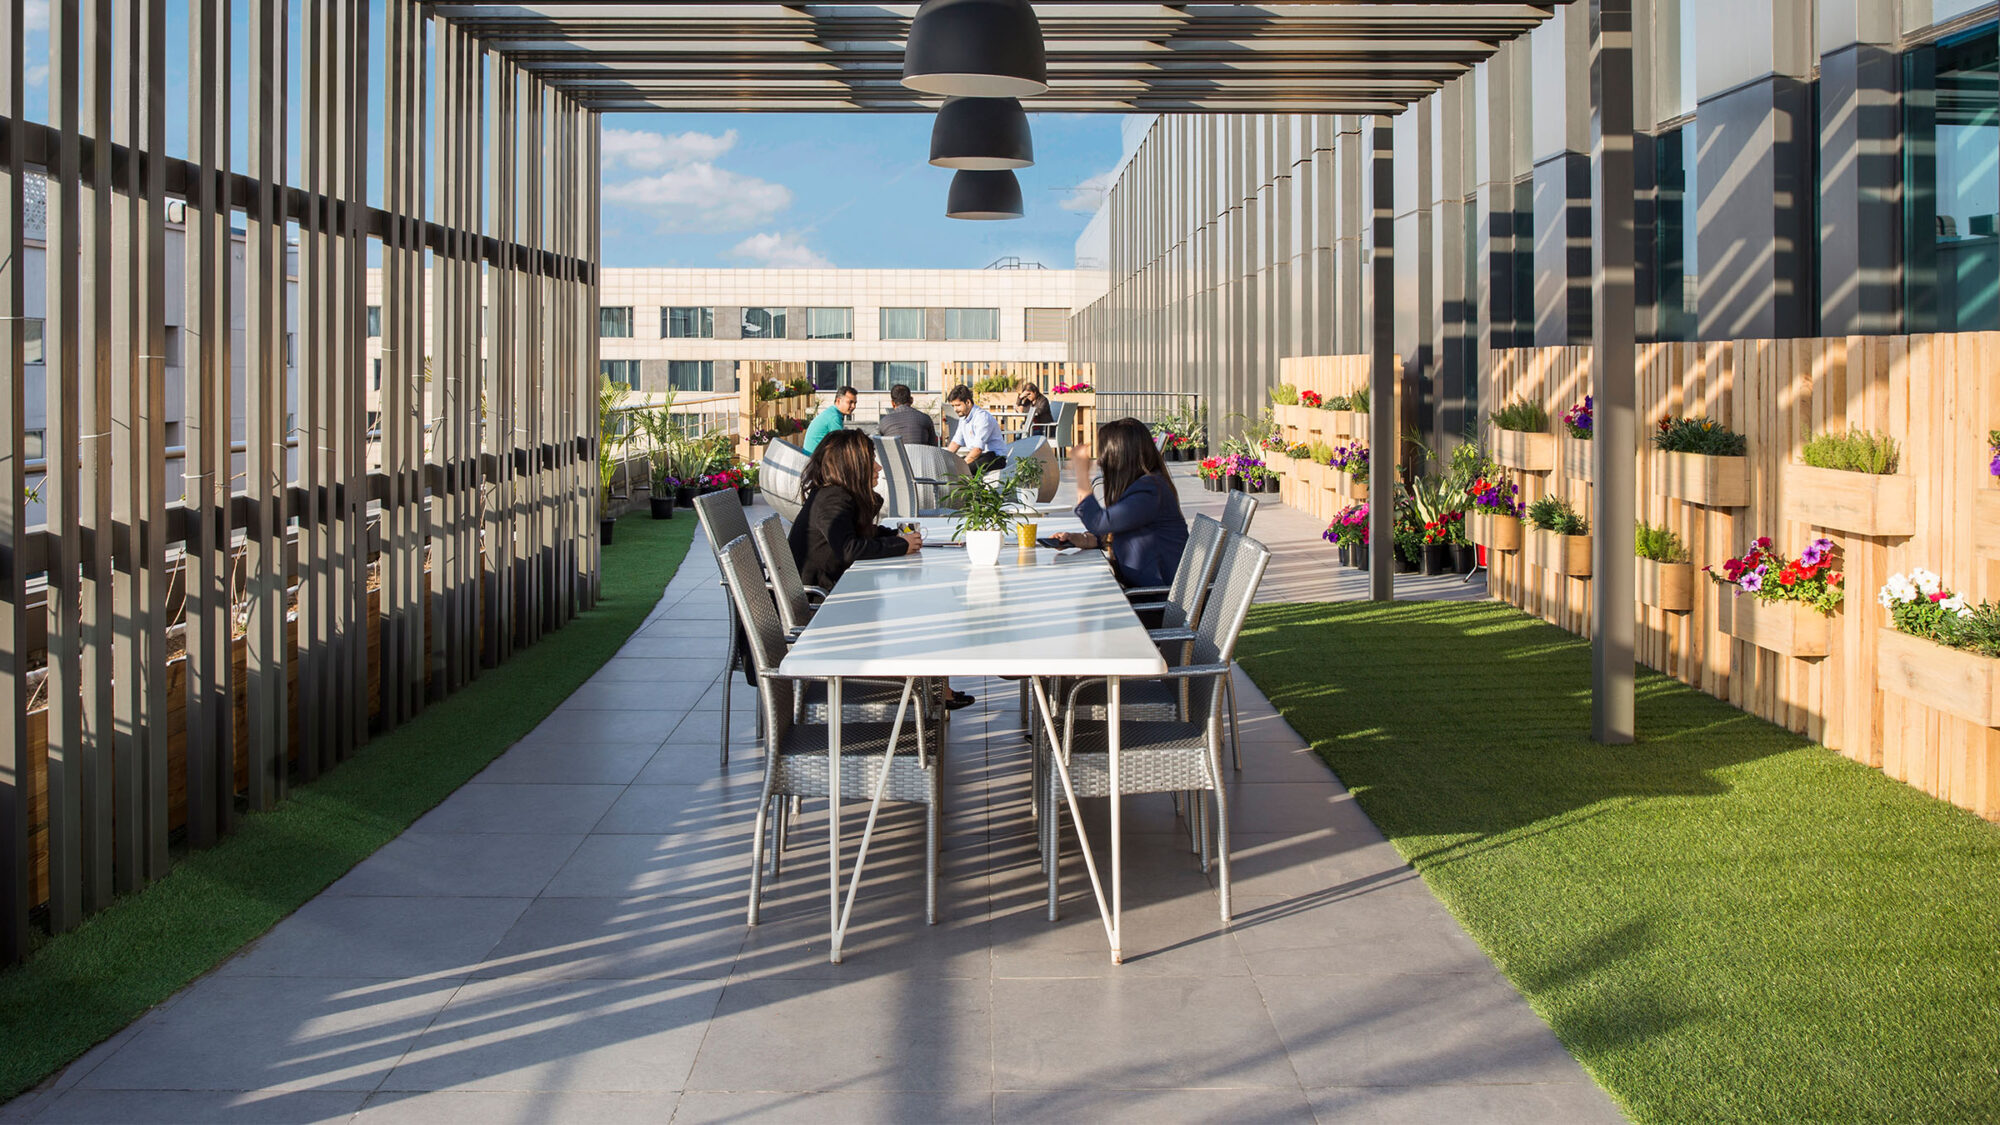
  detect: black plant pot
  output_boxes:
[738,486,755,505]
[675,485,696,508]
[1337,542,1351,567]
[1422,543,1452,576]
[1203,476,1220,492]
[1350,545,1370,571]
[599,516,616,546]
[649,496,676,520]
[1226,475,1243,492]
[1393,545,1420,573]
[1248,477,1265,494]
[1454,543,1477,574]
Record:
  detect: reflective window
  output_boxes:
[1024,307,1068,342]
[809,360,850,390]
[599,358,641,387]
[805,307,853,340]
[1655,124,1700,341]
[873,360,926,391]
[365,306,380,337]
[663,306,713,338]
[880,307,926,339]
[667,360,714,391]
[599,307,634,338]
[944,307,999,340]
[742,306,787,338]
[1906,24,2000,332]
[21,318,42,365]
[24,429,44,460]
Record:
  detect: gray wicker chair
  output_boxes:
[873,434,920,520]
[1221,488,1257,538]
[694,491,755,767]
[1048,532,1271,924]
[716,533,941,928]
[758,439,809,524]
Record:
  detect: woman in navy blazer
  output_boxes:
[1055,417,1189,589]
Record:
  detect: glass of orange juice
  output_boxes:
[1016,519,1038,548]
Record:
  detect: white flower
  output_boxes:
[1911,568,1942,596]
[1887,575,1918,604]
[1878,586,1898,608]
[1941,593,1967,614]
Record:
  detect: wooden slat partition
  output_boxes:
[0,4,606,960]
[1480,336,2000,821]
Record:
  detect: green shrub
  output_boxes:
[1349,387,1371,414]
[1801,429,1898,474]
[1652,416,1747,457]
[1526,495,1588,536]
[1635,521,1689,563]
[1490,398,1548,433]
[1305,439,1335,464]
[1953,603,2000,659]
[1324,393,1351,410]
[1270,382,1300,406]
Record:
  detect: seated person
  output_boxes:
[1016,381,1054,434]
[1054,417,1190,589]
[943,384,1009,474]
[875,382,939,446]
[802,384,858,455]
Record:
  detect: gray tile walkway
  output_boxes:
[4,477,1624,1124]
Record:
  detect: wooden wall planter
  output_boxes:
[1718,592,1831,659]
[1470,512,1522,552]
[1877,628,2000,727]
[1324,409,1356,439]
[1049,392,1095,408]
[1340,475,1367,502]
[1526,529,1592,577]
[1637,557,1693,612]
[1778,463,1915,536]
[1974,489,2000,555]
[1492,428,1555,472]
[1563,438,1594,485]
[1659,451,1749,508]
[1351,412,1371,443]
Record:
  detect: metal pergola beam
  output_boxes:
[420,0,1563,114]
[1589,0,1634,743]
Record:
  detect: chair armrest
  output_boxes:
[804,586,828,603]
[912,476,950,487]
[1124,585,1171,599]
[1147,626,1196,644]
[1060,665,1232,710]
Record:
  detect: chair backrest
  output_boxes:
[1189,532,1271,723]
[1161,514,1226,632]
[757,439,809,523]
[905,443,967,511]
[1220,489,1257,538]
[872,434,919,519]
[749,515,813,635]
[995,435,1059,502]
[694,488,753,562]
[716,532,796,745]
[1049,400,1078,450]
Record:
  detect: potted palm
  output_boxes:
[631,392,680,520]
[597,376,629,544]
[943,457,1042,565]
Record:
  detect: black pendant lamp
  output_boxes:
[901,0,1048,98]
[945,169,1024,220]
[930,97,1034,170]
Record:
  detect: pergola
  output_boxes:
[0,0,1638,964]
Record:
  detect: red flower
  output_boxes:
[1930,591,1948,603]
[1756,536,1772,549]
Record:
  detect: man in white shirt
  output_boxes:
[943,384,1009,474]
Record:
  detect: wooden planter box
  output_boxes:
[1658,451,1749,508]
[1492,428,1555,473]
[1974,489,2000,556]
[1718,592,1831,659]
[1469,512,1522,552]
[1350,411,1371,443]
[1877,627,2000,727]
[1778,463,1914,536]
[1563,438,1594,485]
[1342,475,1368,502]
[1637,557,1693,612]
[1526,529,1591,577]
[1324,409,1356,439]
[1049,391,1095,408]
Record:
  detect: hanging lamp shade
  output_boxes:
[929,97,1034,170]
[945,169,1024,220]
[901,0,1048,98]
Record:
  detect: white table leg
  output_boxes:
[832,679,914,961]
[828,676,842,964]
[1029,676,1114,949]
[1109,675,1123,965]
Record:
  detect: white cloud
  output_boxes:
[25,0,46,32]
[1060,169,1115,213]
[24,63,46,87]
[601,126,736,172]
[727,231,833,270]
[603,162,792,232]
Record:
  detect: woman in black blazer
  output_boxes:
[1054,417,1190,589]
[787,429,922,590]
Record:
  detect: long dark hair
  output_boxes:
[803,430,883,526]
[1097,417,1175,506]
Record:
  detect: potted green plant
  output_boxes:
[597,375,629,544]
[1780,429,1911,536]
[1635,521,1693,612]
[630,392,680,520]
[1652,415,1749,507]
[1876,568,2000,726]
[1406,476,1459,576]
[942,458,1042,565]
[738,459,759,505]
[1524,495,1591,577]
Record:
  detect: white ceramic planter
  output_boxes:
[965,528,1004,566]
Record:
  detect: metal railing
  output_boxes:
[1090,390,1205,432]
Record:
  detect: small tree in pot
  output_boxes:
[942,456,1043,565]
[631,390,680,519]
[597,376,630,544]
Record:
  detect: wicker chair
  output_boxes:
[1221,488,1257,537]
[715,533,941,928]
[1047,532,1271,924]
[758,439,809,524]
[694,491,756,767]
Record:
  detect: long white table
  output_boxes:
[778,546,1167,963]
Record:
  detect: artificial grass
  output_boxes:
[0,511,696,1103]
[1237,600,2000,1125]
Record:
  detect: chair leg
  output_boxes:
[1226,673,1242,771]
[1044,762,1061,920]
[720,607,737,768]
[926,780,940,925]
[1212,742,1232,922]
[748,790,773,925]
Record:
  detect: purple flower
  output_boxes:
[1798,544,1824,567]
[1740,571,1764,593]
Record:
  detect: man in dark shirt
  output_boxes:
[874,383,939,446]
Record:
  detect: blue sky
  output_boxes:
[14,2,1122,271]
[596,112,1121,270]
